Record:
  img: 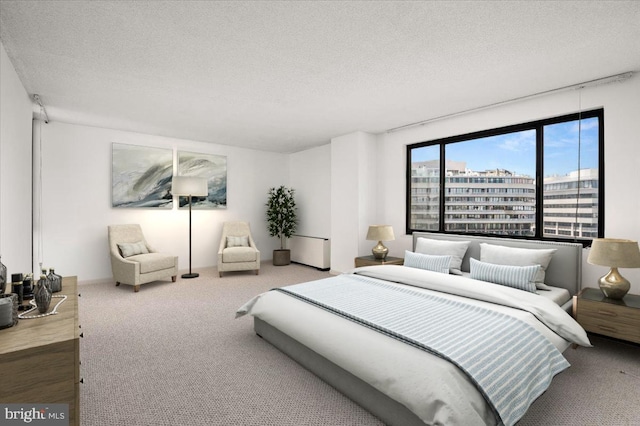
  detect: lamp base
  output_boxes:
[372,241,389,260]
[181,272,199,279]
[598,267,630,299]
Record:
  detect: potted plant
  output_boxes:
[266,185,297,266]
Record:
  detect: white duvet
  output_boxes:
[237,265,591,426]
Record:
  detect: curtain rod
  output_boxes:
[386,71,635,133]
[32,94,49,123]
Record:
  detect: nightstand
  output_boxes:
[573,288,640,344]
[354,255,404,268]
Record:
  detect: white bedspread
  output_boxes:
[236,265,591,426]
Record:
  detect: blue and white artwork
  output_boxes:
[177,151,227,209]
[112,143,173,208]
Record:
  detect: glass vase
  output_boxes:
[34,274,52,313]
[47,268,62,293]
[0,256,6,295]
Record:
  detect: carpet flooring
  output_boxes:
[78,263,640,425]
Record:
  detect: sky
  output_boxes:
[412,117,599,177]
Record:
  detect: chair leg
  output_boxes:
[172,275,177,282]
[255,270,259,275]
[134,285,140,292]
[115,282,120,286]
[219,272,223,278]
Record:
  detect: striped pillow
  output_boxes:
[404,251,451,274]
[470,258,539,293]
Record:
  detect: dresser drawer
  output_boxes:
[577,297,640,343]
[576,298,640,327]
[576,315,640,343]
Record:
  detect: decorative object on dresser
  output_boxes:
[34,274,53,313]
[0,276,81,426]
[366,225,395,260]
[9,273,25,310]
[22,273,34,300]
[587,238,640,299]
[108,224,179,292]
[0,293,19,329]
[0,255,6,294]
[573,288,640,344]
[171,176,208,279]
[266,186,297,266]
[47,268,63,292]
[11,281,24,307]
[354,255,403,268]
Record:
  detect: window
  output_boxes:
[406,109,604,244]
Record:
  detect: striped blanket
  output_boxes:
[275,273,570,426]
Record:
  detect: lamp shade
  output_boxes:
[366,225,395,242]
[587,238,640,268]
[171,176,208,197]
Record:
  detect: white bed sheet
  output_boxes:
[538,286,571,306]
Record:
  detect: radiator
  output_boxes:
[290,235,330,270]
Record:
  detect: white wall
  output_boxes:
[289,144,331,239]
[36,121,289,282]
[376,75,640,294]
[330,131,377,273]
[0,41,32,278]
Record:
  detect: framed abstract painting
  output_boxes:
[112,143,173,208]
[177,151,227,209]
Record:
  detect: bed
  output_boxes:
[236,232,591,426]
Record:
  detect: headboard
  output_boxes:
[412,232,583,296]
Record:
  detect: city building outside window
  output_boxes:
[406,109,603,244]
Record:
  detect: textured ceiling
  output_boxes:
[1,1,639,153]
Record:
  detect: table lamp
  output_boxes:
[587,238,640,299]
[366,225,395,260]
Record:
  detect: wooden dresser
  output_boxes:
[573,287,640,344]
[0,276,80,425]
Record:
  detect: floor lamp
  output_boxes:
[171,176,208,279]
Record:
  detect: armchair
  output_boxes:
[217,221,260,277]
[108,224,178,292]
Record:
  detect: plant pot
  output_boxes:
[273,249,291,266]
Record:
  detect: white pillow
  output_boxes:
[227,236,249,247]
[479,243,556,288]
[404,251,451,274]
[117,241,149,258]
[470,258,539,293]
[414,237,470,275]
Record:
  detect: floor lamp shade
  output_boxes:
[171,176,208,197]
[171,176,208,279]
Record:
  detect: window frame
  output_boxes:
[405,108,604,246]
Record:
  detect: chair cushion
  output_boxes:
[128,253,176,274]
[222,247,257,263]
